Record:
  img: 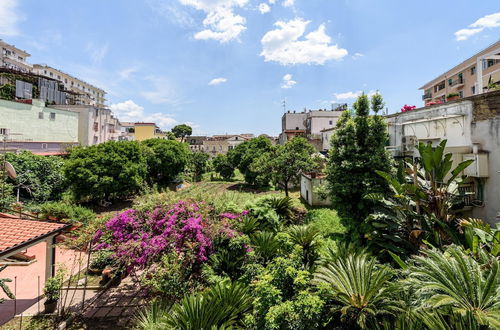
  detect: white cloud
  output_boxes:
[179,0,248,43]
[352,52,364,59]
[260,18,348,65]
[118,67,139,80]
[0,0,21,36]
[208,77,228,85]
[147,0,196,27]
[282,0,294,7]
[268,0,276,3]
[258,3,270,14]
[86,42,109,64]
[281,73,296,89]
[110,100,178,129]
[454,12,500,41]
[141,76,183,105]
[333,90,376,101]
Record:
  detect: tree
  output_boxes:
[256,137,316,196]
[188,151,209,182]
[142,139,190,184]
[64,141,147,202]
[326,93,392,241]
[5,151,66,202]
[212,154,235,180]
[171,124,193,142]
[231,136,273,186]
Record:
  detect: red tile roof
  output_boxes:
[0,213,68,257]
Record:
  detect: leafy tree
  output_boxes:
[5,151,66,202]
[171,124,193,142]
[0,266,15,304]
[212,154,235,180]
[188,151,210,182]
[64,141,147,202]
[326,93,392,241]
[255,137,316,196]
[142,139,190,184]
[231,136,273,186]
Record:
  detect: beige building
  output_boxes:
[33,64,106,107]
[420,40,500,105]
[203,134,251,157]
[51,105,121,145]
[0,40,32,73]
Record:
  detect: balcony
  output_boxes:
[449,78,464,87]
[422,92,432,100]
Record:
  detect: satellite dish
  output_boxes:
[3,161,17,180]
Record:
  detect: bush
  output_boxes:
[64,141,148,202]
[39,201,95,225]
[142,139,190,184]
[89,249,114,270]
[212,154,235,180]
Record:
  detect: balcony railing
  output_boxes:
[449,78,464,87]
[422,92,432,100]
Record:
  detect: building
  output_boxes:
[0,99,79,153]
[279,109,343,150]
[420,40,500,106]
[203,134,251,156]
[320,127,335,152]
[132,122,166,141]
[300,173,331,206]
[385,90,500,225]
[33,64,106,107]
[0,40,32,73]
[118,121,135,141]
[187,136,207,152]
[51,105,121,146]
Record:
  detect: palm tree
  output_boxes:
[164,280,253,329]
[407,245,500,328]
[313,251,402,328]
[287,225,321,268]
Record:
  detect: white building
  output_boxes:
[0,40,32,73]
[300,173,331,206]
[385,90,500,225]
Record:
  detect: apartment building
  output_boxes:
[132,123,166,141]
[52,105,121,145]
[420,40,500,105]
[279,109,343,150]
[33,64,106,107]
[0,99,79,154]
[0,40,32,73]
[385,90,500,225]
[187,136,207,152]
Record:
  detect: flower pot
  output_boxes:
[447,96,459,102]
[44,300,58,314]
[87,267,104,275]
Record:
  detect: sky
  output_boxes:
[0,1,499,135]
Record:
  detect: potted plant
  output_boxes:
[43,275,62,314]
[88,250,113,275]
[446,92,460,101]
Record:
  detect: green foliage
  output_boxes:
[171,124,193,142]
[0,265,15,304]
[288,225,321,269]
[212,154,235,180]
[250,231,281,263]
[64,141,147,202]
[188,151,210,182]
[407,245,500,328]
[39,201,95,225]
[5,151,66,202]
[229,136,273,186]
[263,196,295,222]
[459,218,500,256]
[89,249,114,270]
[0,83,15,100]
[0,173,15,208]
[164,280,253,329]
[254,137,317,196]
[313,250,402,328]
[142,139,190,184]
[43,274,63,303]
[326,93,392,241]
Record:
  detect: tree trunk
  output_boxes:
[284,179,289,197]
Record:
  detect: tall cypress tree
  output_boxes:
[326,93,392,241]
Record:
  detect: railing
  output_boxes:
[422,92,432,100]
[449,78,464,87]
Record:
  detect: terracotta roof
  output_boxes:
[0,213,69,258]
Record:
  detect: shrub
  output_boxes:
[89,249,114,270]
[212,154,235,180]
[39,201,95,225]
[142,139,190,184]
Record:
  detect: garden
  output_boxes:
[0,94,499,329]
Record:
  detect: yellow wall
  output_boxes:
[133,124,165,141]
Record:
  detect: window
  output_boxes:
[49,112,56,120]
[95,109,99,117]
[459,91,464,98]
[44,70,47,74]
[329,120,333,125]
[448,78,453,86]
[458,73,463,83]
[470,66,476,75]
[0,128,8,135]
[57,75,61,79]
[471,86,476,95]
[41,143,48,149]
[38,112,44,119]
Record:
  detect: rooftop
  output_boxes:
[0,213,69,258]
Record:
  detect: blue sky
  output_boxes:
[1,1,499,135]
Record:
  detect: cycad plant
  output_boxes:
[313,251,402,328]
[407,245,500,329]
[250,231,280,263]
[287,225,321,268]
[165,280,253,329]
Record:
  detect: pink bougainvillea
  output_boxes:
[400,104,417,112]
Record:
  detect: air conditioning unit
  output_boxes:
[402,135,418,152]
[463,154,489,177]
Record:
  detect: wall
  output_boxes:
[300,174,330,206]
[134,125,155,141]
[282,112,306,131]
[0,99,78,143]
